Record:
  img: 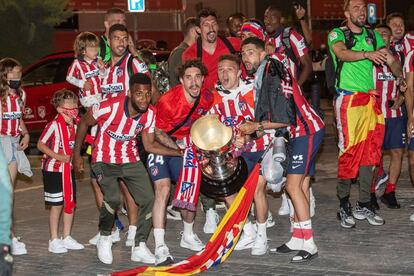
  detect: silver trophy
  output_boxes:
[190,115,247,198]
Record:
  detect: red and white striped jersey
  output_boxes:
[271,53,324,138]
[0,90,26,137]
[209,79,272,152]
[265,28,308,79]
[66,58,102,100]
[91,94,155,164]
[101,53,149,98]
[404,50,414,74]
[391,33,414,57]
[374,60,402,119]
[39,118,76,172]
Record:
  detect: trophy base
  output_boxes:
[200,157,248,198]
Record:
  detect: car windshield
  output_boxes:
[22,57,73,86]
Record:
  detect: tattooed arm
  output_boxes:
[154,128,179,149]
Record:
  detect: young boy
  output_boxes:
[66,32,105,108]
[37,89,84,254]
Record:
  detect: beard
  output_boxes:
[131,101,148,114]
[350,15,366,28]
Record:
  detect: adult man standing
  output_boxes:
[226,13,246,38]
[182,8,241,91]
[168,17,199,87]
[147,60,213,266]
[73,73,182,264]
[328,0,402,228]
[264,5,312,86]
[387,13,414,58]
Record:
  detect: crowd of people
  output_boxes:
[1,0,414,272]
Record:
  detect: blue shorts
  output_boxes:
[147,154,182,182]
[383,117,406,150]
[241,151,264,174]
[287,129,324,176]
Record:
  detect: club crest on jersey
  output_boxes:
[59,141,75,149]
[2,112,22,120]
[180,181,193,193]
[116,67,124,76]
[38,106,46,119]
[222,116,238,127]
[238,100,247,111]
[197,108,204,115]
[377,72,395,81]
[106,130,134,141]
[365,37,374,45]
[135,124,144,134]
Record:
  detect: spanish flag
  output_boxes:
[112,164,260,276]
[335,91,385,179]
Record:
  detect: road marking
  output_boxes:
[15,185,43,193]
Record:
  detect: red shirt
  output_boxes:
[182,37,241,91]
[66,58,101,99]
[101,53,149,98]
[40,118,76,172]
[156,85,213,140]
[91,94,155,164]
[1,90,26,137]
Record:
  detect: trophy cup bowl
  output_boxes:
[190,115,247,198]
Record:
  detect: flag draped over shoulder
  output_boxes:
[112,164,260,276]
[335,91,385,179]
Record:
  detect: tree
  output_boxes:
[0,0,72,66]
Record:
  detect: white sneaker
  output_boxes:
[96,235,113,264]
[278,193,290,216]
[11,237,27,255]
[266,211,275,228]
[215,202,227,209]
[111,228,121,243]
[155,244,174,266]
[234,223,256,251]
[251,234,268,256]
[166,205,182,221]
[48,238,68,254]
[63,236,84,250]
[180,232,205,251]
[131,242,155,264]
[203,209,219,234]
[126,225,137,247]
[410,213,414,222]
[89,232,100,245]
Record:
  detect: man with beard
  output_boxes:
[328,0,401,228]
[147,60,213,265]
[263,5,312,86]
[73,73,182,264]
[182,8,241,91]
[226,13,246,39]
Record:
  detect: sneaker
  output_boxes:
[266,211,275,228]
[337,203,356,229]
[166,205,182,221]
[180,232,205,251]
[155,244,174,266]
[251,234,268,256]
[215,202,227,209]
[203,209,219,234]
[380,192,401,209]
[111,228,121,243]
[375,172,389,191]
[371,193,380,210]
[89,232,100,245]
[89,230,120,245]
[11,237,27,255]
[278,193,290,216]
[126,225,137,247]
[63,236,84,250]
[353,202,385,226]
[131,242,155,264]
[96,235,113,264]
[48,238,67,254]
[410,213,414,222]
[234,225,256,251]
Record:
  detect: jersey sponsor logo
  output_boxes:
[85,69,100,79]
[292,155,303,161]
[101,83,124,94]
[137,62,148,73]
[377,72,395,81]
[2,111,22,120]
[329,32,338,41]
[106,129,135,141]
[292,164,302,169]
[222,116,238,127]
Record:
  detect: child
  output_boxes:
[66,31,105,108]
[37,89,84,254]
[0,57,32,256]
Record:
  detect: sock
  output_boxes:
[183,221,194,236]
[153,228,165,248]
[256,222,267,239]
[299,220,317,254]
[385,182,396,194]
[285,222,303,250]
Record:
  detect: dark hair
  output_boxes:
[139,50,156,67]
[197,8,217,21]
[51,89,78,108]
[386,12,405,25]
[241,36,265,51]
[177,59,208,78]
[105,7,125,20]
[74,32,99,59]
[183,17,199,35]
[129,73,152,88]
[375,24,392,33]
[226,13,246,25]
[109,23,128,38]
[0,58,22,102]
[218,54,240,68]
[265,5,282,16]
